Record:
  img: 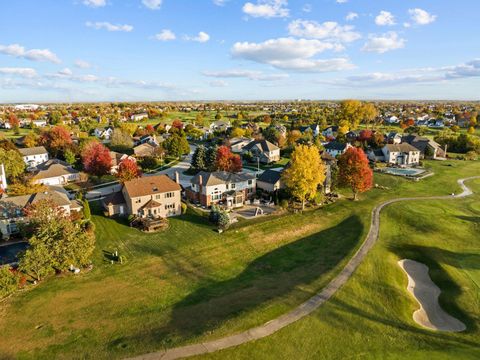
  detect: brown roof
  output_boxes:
[123,174,181,198]
[18,146,48,157]
[34,159,79,180]
[139,199,162,210]
[385,143,419,153]
[133,143,155,157]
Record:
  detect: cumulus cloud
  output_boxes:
[242,0,289,19]
[142,0,162,10]
[346,12,358,21]
[287,19,361,43]
[85,21,133,32]
[362,32,405,53]
[232,37,354,72]
[203,69,289,81]
[375,11,395,26]
[409,8,437,25]
[83,0,106,7]
[0,67,37,78]
[0,43,61,63]
[75,59,92,69]
[185,31,210,43]
[154,29,176,41]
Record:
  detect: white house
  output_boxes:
[324,142,352,157]
[210,120,231,132]
[381,143,420,166]
[242,139,281,164]
[130,113,149,121]
[18,146,49,168]
[230,137,254,153]
[186,171,256,208]
[32,159,80,186]
[93,127,113,140]
[385,116,400,124]
[299,124,320,137]
[31,119,48,127]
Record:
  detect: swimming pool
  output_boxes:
[0,242,28,265]
[382,167,426,177]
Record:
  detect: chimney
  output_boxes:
[175,171,180,184]
[198,175,203,187]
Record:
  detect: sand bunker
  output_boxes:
[398,259,466,332]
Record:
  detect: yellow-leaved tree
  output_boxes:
[282,144,325,210]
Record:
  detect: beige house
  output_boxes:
[0,187,82,238]
[103,174,182,218]
[381,143,420,166]
[31,159,81,186]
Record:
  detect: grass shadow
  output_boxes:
[109,215,364,350]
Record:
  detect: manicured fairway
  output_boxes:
[0,160,479,359]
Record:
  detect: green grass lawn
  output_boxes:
[197,179,480,360]
[0,160,479,359]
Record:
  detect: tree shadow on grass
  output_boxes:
[108,215,363,350]
[388,244,479,333]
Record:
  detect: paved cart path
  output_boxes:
[128,176,479,360]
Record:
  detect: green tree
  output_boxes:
[164,133,190,158]
[0,148,25,180]
[64,149,76,165]
[206,145,218,171]
[282,144,325,210]
[111,129,134,150]
[191,145,207,171]
[0,267,19,298]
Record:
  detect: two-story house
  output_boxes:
[381,143,420,166]
[18,146,49,168]
[242,139,280,164]
[31,159,80,186]
[102,174,182,218]
[324,142,352,157]
[186,171,256,208]
[0,186,82,238]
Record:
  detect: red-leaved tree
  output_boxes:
[82,141,112,177]
[40,126,73,157]
[358,129,373,142]
[145,124,155,134]
[337,147,373,200]
[116,158,141,183]
[172,119,184,130]
[216,145,242,173]
[8,114,19,128]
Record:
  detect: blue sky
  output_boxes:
[1,0,479,102]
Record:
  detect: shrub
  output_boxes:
[181,202,187,214]
[0,267,19,299]
[465,151,478,161]
[217,211,230,231]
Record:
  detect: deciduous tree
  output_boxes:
[215,145,242,173]
[282,144,325,210]
[81,141,112,177]
[116,158,141,183]
[338,147,373,200]
[40,126,72,157]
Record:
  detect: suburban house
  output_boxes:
[186,171,256,208]
[93,127,113,140]
[230,137,254,153]
[242,139,281,164]
[110,151,136,174]
[210,120,231,133]
[257,169,284,193]
[387,132,402,144]
[18,146,49,168]
[322,126,338,138]
[31,159,80,186]
[0,186,82,238]
[402,134,446,159]
[102,174,181,218]
[130,113,149,121]
[133,143,157,158]
[134,134,159,147]
[31,119,48,127]
[381,143,421,166]
[324,142,352,157]
[299,124,320,137]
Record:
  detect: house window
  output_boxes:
[164,204,175,210]
[155,194,161,200]
[165,192,175,198]
[136,198,141,204]
[231,183,236,189]
[248,180,253,185]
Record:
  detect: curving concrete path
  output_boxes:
[128,177,479,360]
[398,259,466,332]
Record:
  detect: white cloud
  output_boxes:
[345,12,358,21]
[375,11,395,26]
[154,29,176,41]
[185,31,210,43]
[85,21,133,32]
[209,80,228,87]
[409,8,437,25]
[203,69,288,81]
[0,43,61,63]
[83,0,106,7]
[213,0,228,6]
[75,59,92,69]
[142,0,162,10]
[403,22,411,28]
[58,68,73,76]
[231,37,354,72]
[302,4,312,13]
[336,0,348,3]
[362,32,405,54]
[287,19,361,43]
[0,67,37,78]
[242,0,289,19]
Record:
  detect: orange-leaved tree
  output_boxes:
[338,147,373,200]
